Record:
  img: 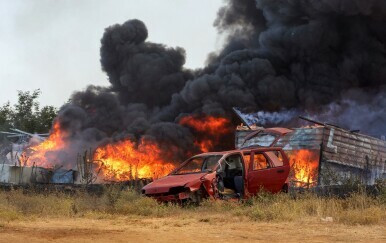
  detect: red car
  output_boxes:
[142,147,290,203]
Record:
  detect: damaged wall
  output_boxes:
[0,165,47,184]
[319,126,386,186]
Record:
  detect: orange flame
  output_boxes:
[93,139,175,181]
[24,115,233,181]
[179,115,231,153]
[287,149,319,187]
[27,121,69,167]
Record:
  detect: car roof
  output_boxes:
[194,147,283,157]
[194,151,236,157]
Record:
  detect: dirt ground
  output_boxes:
[0,215,385,243]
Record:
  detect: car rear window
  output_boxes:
[252,153,270,170]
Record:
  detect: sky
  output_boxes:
[0,0,224,107]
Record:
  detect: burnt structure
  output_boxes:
[236,124,386,186]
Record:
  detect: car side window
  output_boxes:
[252,153,270,170]
[265,151,283,167]
[225,154,243,170]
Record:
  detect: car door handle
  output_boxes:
[276,169,285,173]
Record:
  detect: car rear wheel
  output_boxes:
[281,183,289,193]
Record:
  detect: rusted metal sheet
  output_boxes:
[236,126,324,151]
[276,127,324,151]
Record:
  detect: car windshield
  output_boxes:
[241,132,278,148]
[172,155,223,175]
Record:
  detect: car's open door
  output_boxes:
[246,148,290,194]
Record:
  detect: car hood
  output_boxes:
[142,173,206,194]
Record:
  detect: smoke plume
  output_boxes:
[54,0,386,165]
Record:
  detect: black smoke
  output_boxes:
[100,19,193,107]
[56,0,386,165]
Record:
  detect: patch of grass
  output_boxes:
[115,195,177,217]
[198,217,211,223]
[239,191,386,225]
[0,207,21,222]
[0,195,20,224]
[0,187,384,226]
[337,206,384,225]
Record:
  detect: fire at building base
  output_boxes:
[1,115,385,200]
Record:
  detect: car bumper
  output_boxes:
[145,191,191,202]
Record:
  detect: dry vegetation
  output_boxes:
[0,186,385,225]
[0,186,385,242]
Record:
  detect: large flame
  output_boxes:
[27,121,69,167]
[179,115,232,153]
[23,115,233,182]
[287,149,319,187]
[93,139,175,181]
[94,115,232,181]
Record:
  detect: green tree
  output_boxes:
[36,106,58,132]
[0,102,13,131]
[0,89,58,133]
